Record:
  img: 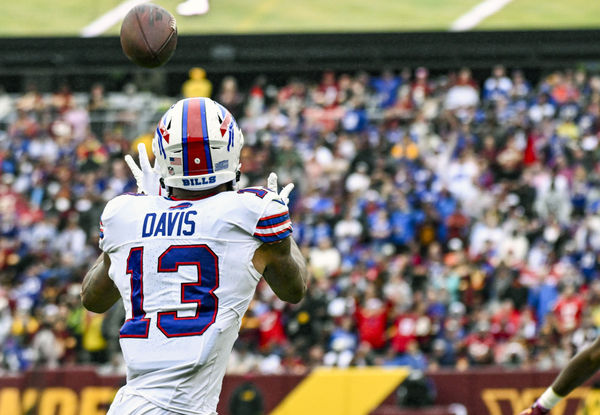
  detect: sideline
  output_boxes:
[450,0,515,31]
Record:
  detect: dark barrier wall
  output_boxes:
[427,369,590,415]
[1,368,599,415]
[1,30,600,94]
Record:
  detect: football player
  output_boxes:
[519,337,600,414]
[81,97,307,415]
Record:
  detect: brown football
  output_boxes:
[120,3,177,68]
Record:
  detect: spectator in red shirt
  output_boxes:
[490,300,521,341]
[355,295,388,351]
[551,71,580,105]
[258,309,287,350]
[315,70,340,109]
[390,311,418,354]
[553,284,584,334]
[445,205,470,242]
[464,322,496,365]
[411,67,432,107]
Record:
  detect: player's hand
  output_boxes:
[124,143,164,196]
[267,172,294,206]
[519,403,550,415]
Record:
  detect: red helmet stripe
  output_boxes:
[185,98,210,175]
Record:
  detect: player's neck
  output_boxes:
[170,183,229,200]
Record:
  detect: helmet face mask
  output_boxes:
[153,98,244,191]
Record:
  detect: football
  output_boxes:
[120,3,178,68]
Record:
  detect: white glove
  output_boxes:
[124,143,164,196]
[267,172,294,206]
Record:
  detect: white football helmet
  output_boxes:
[152,97,244,191]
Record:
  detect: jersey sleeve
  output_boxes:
[98,194,132,253]
[253,195,293,244]
[235,187,293,244]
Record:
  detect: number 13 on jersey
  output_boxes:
[120,245,220,338]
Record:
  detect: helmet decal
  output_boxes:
[156,126,166,158]
[156,113,171,159]
[216,102,237,152]
[159,115,170,143]
[219,110,232,138]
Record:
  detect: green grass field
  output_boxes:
[1,0,600,37]
[479,0,600,30]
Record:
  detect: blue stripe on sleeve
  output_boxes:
[256,212,290,229]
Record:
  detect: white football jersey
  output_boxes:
[99,187,291,415]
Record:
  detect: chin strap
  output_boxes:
[235,163,242,183]
[232,164,242,190]
[160,179,171,197]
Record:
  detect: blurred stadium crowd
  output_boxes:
[1,64,600,375]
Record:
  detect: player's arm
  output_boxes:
[81,253,120,313]
[253,236,307,303]
[250,173,307,303]
[520,336,600,414]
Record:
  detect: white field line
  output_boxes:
[450,0,515,31]
[80,0,149,37]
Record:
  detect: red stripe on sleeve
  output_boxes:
[258,211,289,222]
